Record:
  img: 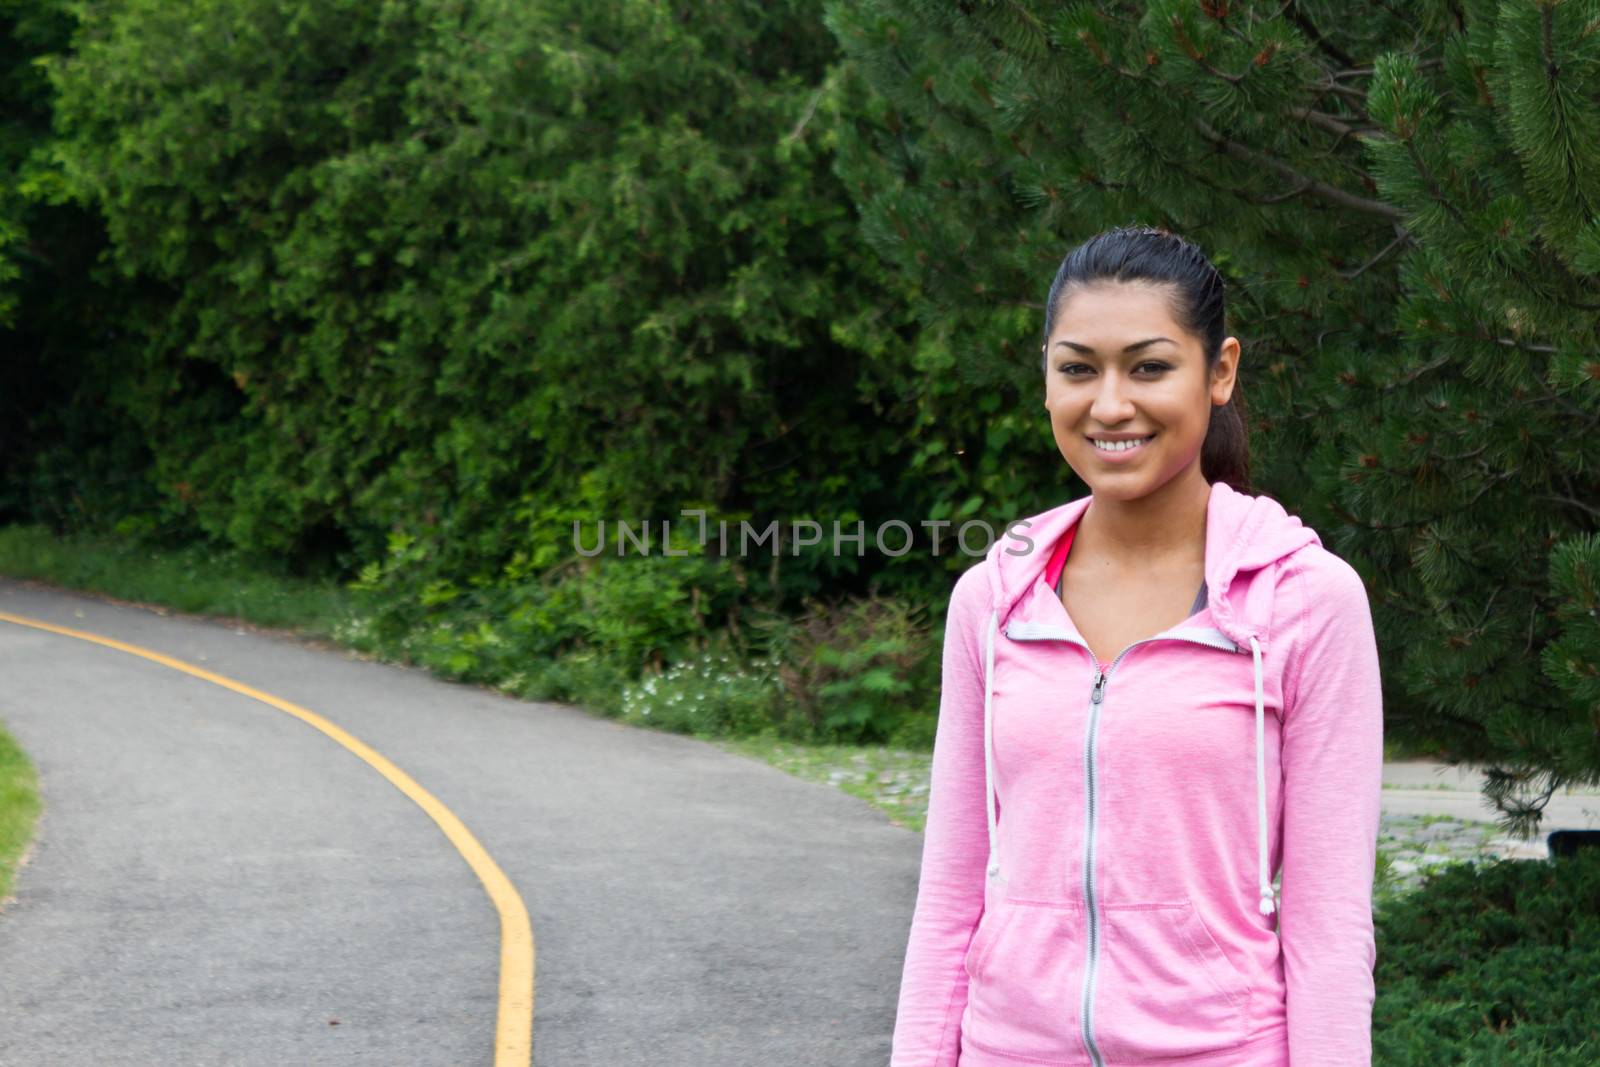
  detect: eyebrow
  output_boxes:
[1052,337,1178,355]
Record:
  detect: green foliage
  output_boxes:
[0,0,149,532]
[619,643,783,737]
[1373,850,1600,1064]
[349,511,744,674]
[37,0,924,600]
[750,590,939,743]
[0,0,66,325]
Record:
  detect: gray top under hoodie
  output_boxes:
[1054,572,1209,617]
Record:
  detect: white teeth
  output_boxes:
[1092,435,1154,452]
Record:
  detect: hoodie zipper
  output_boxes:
[1006,621,1240,1067]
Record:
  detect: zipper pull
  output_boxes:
[1091,668,1106,704]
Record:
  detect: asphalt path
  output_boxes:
[0,577,915,1066]
[1380,761,1600,838]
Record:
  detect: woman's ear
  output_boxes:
[1210,337,1241,407]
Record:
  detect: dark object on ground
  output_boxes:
[1547,829,1600,859]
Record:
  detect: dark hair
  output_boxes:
[1041,224,1252,494]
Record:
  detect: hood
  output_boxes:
[983,478,1322,653]
[973,479,1323,916]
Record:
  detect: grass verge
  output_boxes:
[0,524,355,637]
[0,721,42,907]
[711,733,935,832]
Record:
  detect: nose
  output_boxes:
[1088,367,1137,424]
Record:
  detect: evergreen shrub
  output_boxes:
[1373,849,1600,1065]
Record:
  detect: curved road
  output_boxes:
[0,577,914,1066]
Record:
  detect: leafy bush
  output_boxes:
[351,514,741,658]
[527,648,636,718]
[618,642,782,738]
[36,0,915,600]
[1373,850,1600,1064]
[749,591,938,744]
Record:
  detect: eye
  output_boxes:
[1057,361,1171,376]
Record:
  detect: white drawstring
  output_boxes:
[1250,635,1278,916]
[984,609,1000,879]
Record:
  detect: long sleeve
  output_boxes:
[890,562,993,1066]
[1277,553,1385,1066]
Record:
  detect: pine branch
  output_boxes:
[1281,3,1356,69]
[1338,228,1413,279]
[1526,236,1600,312]
[1473,581,1504,634]
[1539,494,1600,520]
[1288,105,1393,143]
[1308,58,1448,129]
[1328,58,1444,79]
[1400,137,1470,229]
[785,84,827,143]
[1387,133,1600,318]
[1192,116,1405,221]
[1489,336,1557,354]
[1536,2,1600,227]
[1530,379,1600,430]
[1366,0,1423,35]
[1313,79,1378,108]
[1249,179,1316,205]
[1464,466,1521,510]
[1332,500,1441,531]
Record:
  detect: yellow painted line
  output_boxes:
[0,610,534,1065]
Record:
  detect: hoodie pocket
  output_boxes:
[962,904,1013,983]
[1094,899,1249,1060]
[959,900,1086,1063]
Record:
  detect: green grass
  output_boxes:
[712,732,935,832]
[0,523,356,637]
[1384,736,1454,763]
[0,721,42,906]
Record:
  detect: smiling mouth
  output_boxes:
[1087,433,1156,455]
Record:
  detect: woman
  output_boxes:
[890,226,1383,1066]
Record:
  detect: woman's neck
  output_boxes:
[1074,467,1211,573]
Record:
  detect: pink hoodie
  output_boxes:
[891,480,1384,1066]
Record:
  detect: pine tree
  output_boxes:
[824,0,1600,835]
